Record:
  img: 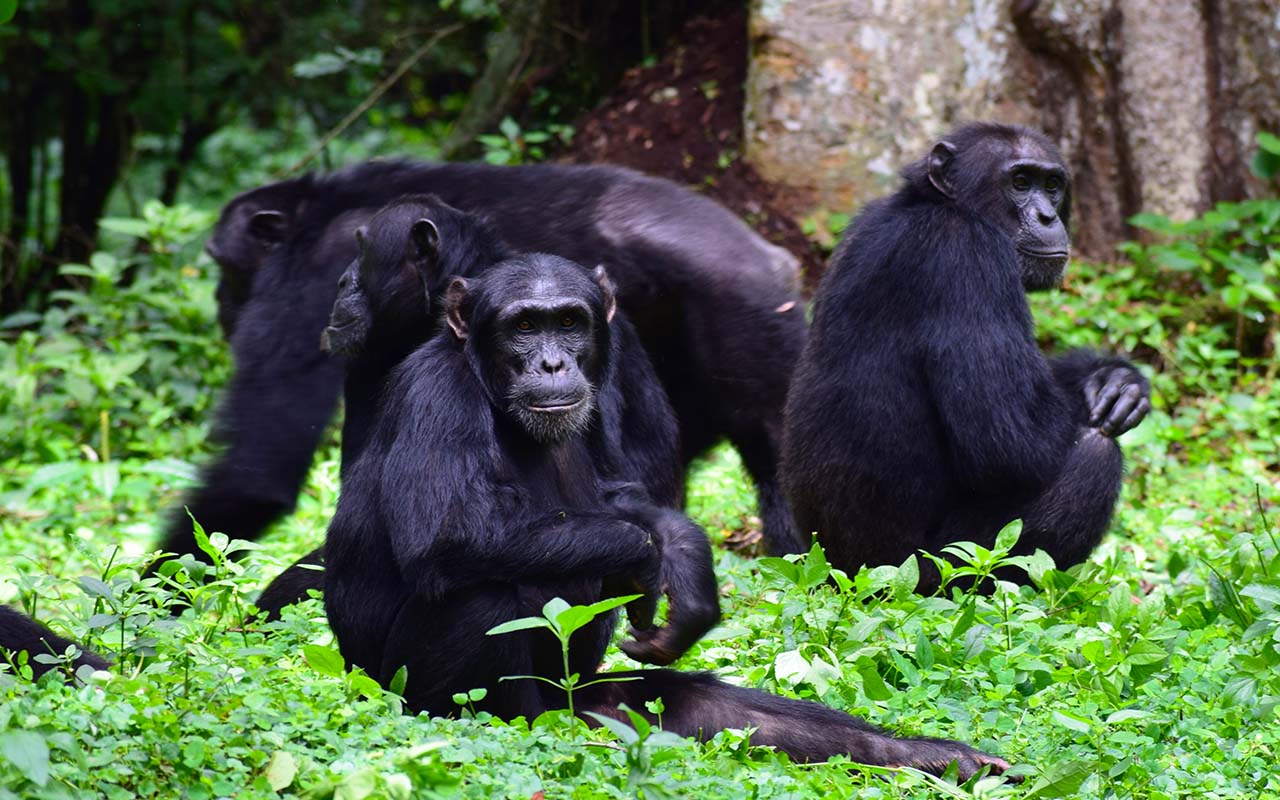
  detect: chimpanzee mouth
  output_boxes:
[526,399,585,414]
[1017,247,1069,260]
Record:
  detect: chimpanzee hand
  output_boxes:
[1083,365,1150,437]
[600,517,663,632]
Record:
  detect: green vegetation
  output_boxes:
[1,184,1278,797]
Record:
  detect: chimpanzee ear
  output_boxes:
[248,210,289,245]
[927,141,957,199]
[411,218,440,265]
[354,225,369,249]
[444,277,470,340]
[591,265,617,323]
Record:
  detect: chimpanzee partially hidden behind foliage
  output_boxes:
[323,255,1011,779]
[0,606,109,680]
[163,161,806,568]
[782,123,1151,594]
[253,196,682,620]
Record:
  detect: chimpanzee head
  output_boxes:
[322,195,508,357]
[205,177,312,274]
[916,122,1072,291]
[444,256,617,443]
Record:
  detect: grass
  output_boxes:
[1,199,1279,799]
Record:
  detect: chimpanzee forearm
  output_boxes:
[412,512,659,599]
[611,505,720,665]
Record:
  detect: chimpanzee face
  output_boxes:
[445,256,615,444]
[926,129,1072,291]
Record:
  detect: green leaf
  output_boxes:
[486,616,552,636]
[0,731,50,787]
[0,0,16,25]
[264,750,297,792]
[995,519,1023,552]
[1051,710,1093,734]
[389,665,408,696]
[583,594,641,618]
[1025,757,1095,797]
[302,645,345,677]
[581,711,640,745]
[890,554,919,599]
[1257,131,1280,156]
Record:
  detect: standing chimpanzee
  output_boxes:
[782,123,1151,594]
[0,606,109,680]
[164,161,806,565]
[252,196,681,620]
[324,255,1011,779]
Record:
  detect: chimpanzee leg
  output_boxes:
[156,291,346,561]
[377,589,549,719]
[576,670,1010,780]
[734,427,804,555]
[1015,428,1124,569]
[253,548,324,621]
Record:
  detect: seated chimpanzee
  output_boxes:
[252,196,682,620]
[163,161,808,570]
[0,605,109,680]
[323,255,1011,778]
[782,122,1152,594]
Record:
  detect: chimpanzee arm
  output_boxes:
[1049,350,1150,436]
[598,317,684,508]
[370,348,661,601]
[157,255,347,559]
[611,505,720,666]
[925,315,1068,492]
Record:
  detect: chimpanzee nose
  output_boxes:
[541,357,565,374]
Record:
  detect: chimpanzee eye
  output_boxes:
[1045,176,1061,192]
[516,319,533,332]
[560,315,576,329]
[1011,173,1031,191]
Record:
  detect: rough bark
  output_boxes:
[744,0,1280,260]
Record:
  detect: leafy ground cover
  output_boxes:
[1,197,1279,799]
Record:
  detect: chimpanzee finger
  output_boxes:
[1100,385,1143,436]
[1089,379,1124,426]
[1083,371,1105,412]
[624,593,657,632]
[619,628,680,666]
[1113,397,1151,437]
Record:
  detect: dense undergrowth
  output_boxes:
[1,193,1279,799]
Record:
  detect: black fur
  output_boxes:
[0,606,109,680]
[165,161,807,563]
[782,123,1150,593]
[252,197,681,621]
[324,256,1009,779]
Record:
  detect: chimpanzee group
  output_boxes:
[3,122,1154,781]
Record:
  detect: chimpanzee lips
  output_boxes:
[526,398,585,413]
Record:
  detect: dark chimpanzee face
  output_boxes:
[445,256,616,444]
[321,195,510,357]
[925,125,1072,292]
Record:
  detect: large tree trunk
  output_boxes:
[744,0,1280,260]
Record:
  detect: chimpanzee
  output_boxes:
[0,606,109,680]
[782,122,1151,594]
[252,196,681,620]
[324,255,1010,778]
[165,161,806,565]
